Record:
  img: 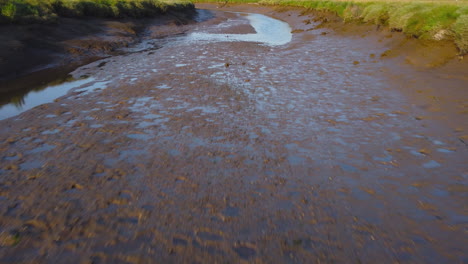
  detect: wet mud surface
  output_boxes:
[0,4,467,263]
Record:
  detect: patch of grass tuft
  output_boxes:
[361,3,390,25]
[453,14,468,53]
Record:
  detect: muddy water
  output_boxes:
[0,5,467,263]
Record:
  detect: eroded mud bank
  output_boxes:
[0,4,467,263]
[0,9,198,98]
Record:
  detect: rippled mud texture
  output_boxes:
[0,4,467,263]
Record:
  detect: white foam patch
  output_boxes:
[156,84,171,89]
[189,13,292,46]
[74,80,111,96]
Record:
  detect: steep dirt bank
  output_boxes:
[0,9,197,93]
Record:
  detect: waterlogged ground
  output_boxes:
[0,4,467,263]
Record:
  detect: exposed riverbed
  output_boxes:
[0,4,467,263]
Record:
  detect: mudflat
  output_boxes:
[0,4,467,263]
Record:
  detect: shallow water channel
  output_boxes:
[189,12,292,45]
[0,11,291,120]
[0,5,467,263]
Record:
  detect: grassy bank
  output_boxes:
[2,0,467,53]
[198,0,468,54]
[0,0,194,23]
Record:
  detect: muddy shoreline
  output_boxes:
[0,3,467,263]
[0,9,198,94]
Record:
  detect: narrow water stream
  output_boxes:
[0,78,94,120]
[189,12,292,45]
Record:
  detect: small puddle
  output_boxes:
[189,12,292,46]
[0,78,96,120]
[0,77,110,120]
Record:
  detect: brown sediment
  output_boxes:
[0,3,467,263]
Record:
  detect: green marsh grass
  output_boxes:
[0,0,194,23]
